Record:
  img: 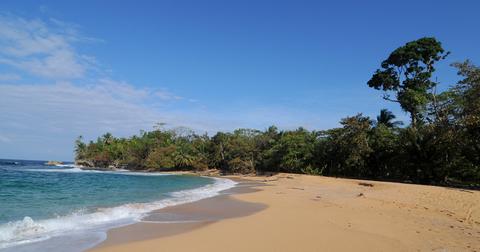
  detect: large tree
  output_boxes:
[449,61,480,181]
[368,37,449,128]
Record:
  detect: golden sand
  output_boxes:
[91,174,480,252]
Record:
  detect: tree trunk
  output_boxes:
[410,112,417,129]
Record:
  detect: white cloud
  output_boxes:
[0,134,11,143]
[155,90,184,101]
[0,15,94,79]
[0,82,161,150]
[0,73,21,81]
[0,14,332,161]
[0,81,235,134]
[0,15,207,160]
[0,81,236,160]
[0,80,335,160]
[95,78,150,101]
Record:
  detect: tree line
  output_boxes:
[75,37,479,186]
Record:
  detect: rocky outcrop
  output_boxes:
[79,166,117,171]
[45,161,63,166]
[75,159,94,167]
[75,159,125,171]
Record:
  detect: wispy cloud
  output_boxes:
[0,82,162,135]
[155,90,184,101]
[0,81,332,160]
[0,14,95,79]
[0,73,21,81]
[0,81,241,160]
[0,14,195,160]
[95,78,151,102]
[0,13,330,160]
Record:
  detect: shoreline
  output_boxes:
[91,173,480,252]
[0,172,237,251]
[92,178,266,249]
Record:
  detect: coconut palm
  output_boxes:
[376,109,403,128]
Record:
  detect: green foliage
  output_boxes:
[323,114,373,177]
[368,124,399,178]
[266,128,317,173]
[74,38,479,186]
[376,109,402,128]
[210,129,259,174]
[368,37,449,128]
[301,165,324,176]
[145,146,176,169]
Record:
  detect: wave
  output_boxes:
[50,164,76,168]
[0,161,21,166]
[24,166,173,176]
[0,177,236,249]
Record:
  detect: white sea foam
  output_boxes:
[25,166,173,176]
[52,164,76,168]
[0,177,236,250]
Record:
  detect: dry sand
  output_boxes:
[91,174,480,252]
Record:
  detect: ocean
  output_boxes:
[0,159,235,251]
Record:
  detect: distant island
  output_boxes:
[75,37,480,187]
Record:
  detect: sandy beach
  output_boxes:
[91,174,480,252]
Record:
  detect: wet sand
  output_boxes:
[93,180,266,248]
[91,174,480,252]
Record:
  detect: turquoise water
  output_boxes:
[0,159,235,251]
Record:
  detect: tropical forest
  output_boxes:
[75,37,480,186]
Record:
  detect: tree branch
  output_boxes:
[382,93,400,103]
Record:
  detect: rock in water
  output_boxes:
[45,161,63,166]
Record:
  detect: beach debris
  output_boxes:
[263,178,279,182]
[357,192,364,197]
[289,187,305,190]
[358,182,374,187]
[457,189,474,194]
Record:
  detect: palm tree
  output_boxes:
[376,109,403,128]
[75,136,86,160]
[172,143,195,168]
[102,132,114,145]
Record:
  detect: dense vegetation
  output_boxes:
[75,38,480,186]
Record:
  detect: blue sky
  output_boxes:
[0,0,479,161]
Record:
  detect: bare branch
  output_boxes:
[382,93,400,103]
